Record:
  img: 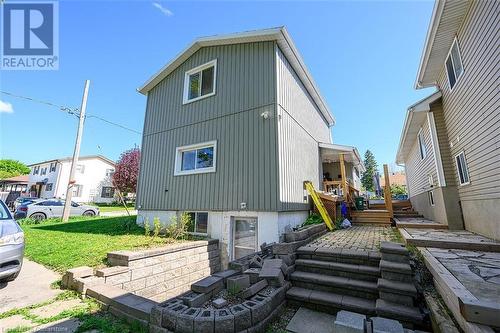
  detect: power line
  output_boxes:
[0,90,142,134]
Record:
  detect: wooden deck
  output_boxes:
[350,209,391,225]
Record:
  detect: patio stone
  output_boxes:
[30,299,85,319]
[334,310,365,333]
[286,307,336,333]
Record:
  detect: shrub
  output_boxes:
[153,217,161,239]
[302,213,323,227]
[144,217,150,236]
[165,213,190,240]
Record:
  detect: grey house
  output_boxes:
[397,0,499,240]
[136,27,363,265]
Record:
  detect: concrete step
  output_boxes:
[290,271,379,299]
[380,260,414,283]
[378,278,417,297]
[295,259,380,282]
[286,287,376,316]
[296,247,381,267]
[376,299,424,326]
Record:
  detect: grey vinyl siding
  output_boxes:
[275,46,331,211]
[405,116,438,198]
[437,0,500,202]
[137,42,278,211]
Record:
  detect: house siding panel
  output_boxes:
[405,116,437,198]
[136,42,278,211]
[436,0,499,239]
[275,46,331,211]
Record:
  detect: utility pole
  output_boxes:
[62,80,90,222]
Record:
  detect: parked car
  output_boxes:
[0,200,24,282]
[13,197,41,211]
[14,199,99,221]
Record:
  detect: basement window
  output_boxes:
[445,38,464,90]
[429,191,435,206]
[185,212,208,234]
[183,60,217,104]
[455,151,470,185]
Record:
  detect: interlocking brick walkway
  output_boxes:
[307,226,395,251]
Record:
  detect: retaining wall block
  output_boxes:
[179,291,211,308]
[194,309,215,333]
[247,295,272,325]
[243,268,262,284]
[230,304,252,331]
[214,308,235,333]
[176,307,201,333]
[227,275,250,294]
[161,303,188,331]
[239,279,268,299]
[149,324,171,333]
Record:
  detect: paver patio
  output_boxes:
[307,226,394,251]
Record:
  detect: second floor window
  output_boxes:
[445,38,464,90]
[76,164,85,174]
[33,166,40,175]
[72,184,83,197]
[183,60,217,103]
[49,163,56,172]
[174,141,216,176]
[455,151,470,185]
[41,167,47,175]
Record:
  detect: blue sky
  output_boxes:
[1,0,436,168]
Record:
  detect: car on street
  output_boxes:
[13,197,41,211]
[0,200,24,282]
[14,199,99,221]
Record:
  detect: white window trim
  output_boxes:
[174,140,217,176]
[455,151,470,186]
[429,190,435,206]
[183,59,217,104]
[417,128,427,160]
[445,37,464,92]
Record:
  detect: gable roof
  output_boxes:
[396,91,442,164]
[415,0,471,88]
[28,155,115,167]
[138,27,335,126]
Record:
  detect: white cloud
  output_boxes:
[152,2,173,16]
[0,100,13,113]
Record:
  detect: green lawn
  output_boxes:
[21,216,182,272]
[97,206,132,213]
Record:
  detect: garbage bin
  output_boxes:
[355,197,365,210]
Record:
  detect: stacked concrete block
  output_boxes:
[243,268,262,284]
[191,275,224,296]
[377,242,424,326]
[259,259,286,286]
[249,255,264,268]
[214,309,234,332]
[230,304,252,331]
[193,309,215,333]
[227,275,250,294]
[176,307,201,332]
[213,269,239,285]
[239,279,268,299]
[178,291,211,307]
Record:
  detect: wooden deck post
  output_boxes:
[339,153,348,201]
[383,164,393,218]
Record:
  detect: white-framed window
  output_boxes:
[72,184,83,197]
[45,183,53,191]
[49,162,56,172]
[105,169,114,177]
[76,164,85,174]
[41,167,47,175]
[418,128,427,159]
[101,186,115,198]
[445,38,464,90]
[455,151,470,185]
[185,212,208,234]
[183,59,217,104]
[174,141,217,176]
[429,190,435,206]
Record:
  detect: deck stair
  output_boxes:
[350,209,391,224]
[287,246,381,316]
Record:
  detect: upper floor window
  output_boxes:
[72,184,83,197]
[49,162,56,172]
[418,129,427,159]
[33,166,40,175]
[183,60,217,104]
[76,164,85,174]
[445,38,464,90]
[174,141,216,176]
[41,167,47,175]
[455,151,470,185]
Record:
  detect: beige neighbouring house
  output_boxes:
[396,0,499,240]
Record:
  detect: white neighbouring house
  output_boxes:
[27,155,116,203]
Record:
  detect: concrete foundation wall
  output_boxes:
[106,240,220,302]
[462,199,500,241]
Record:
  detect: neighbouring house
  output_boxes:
[136,27,362,266]
[379,171,407,190]
[396,0,499,239]
[27,155,116,203]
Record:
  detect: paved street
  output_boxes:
[0,259,62,313]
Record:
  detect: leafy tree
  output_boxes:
[390,184,407,196]
[361,150,378,192]
[112,148,140,194]
[0,159,30,179]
